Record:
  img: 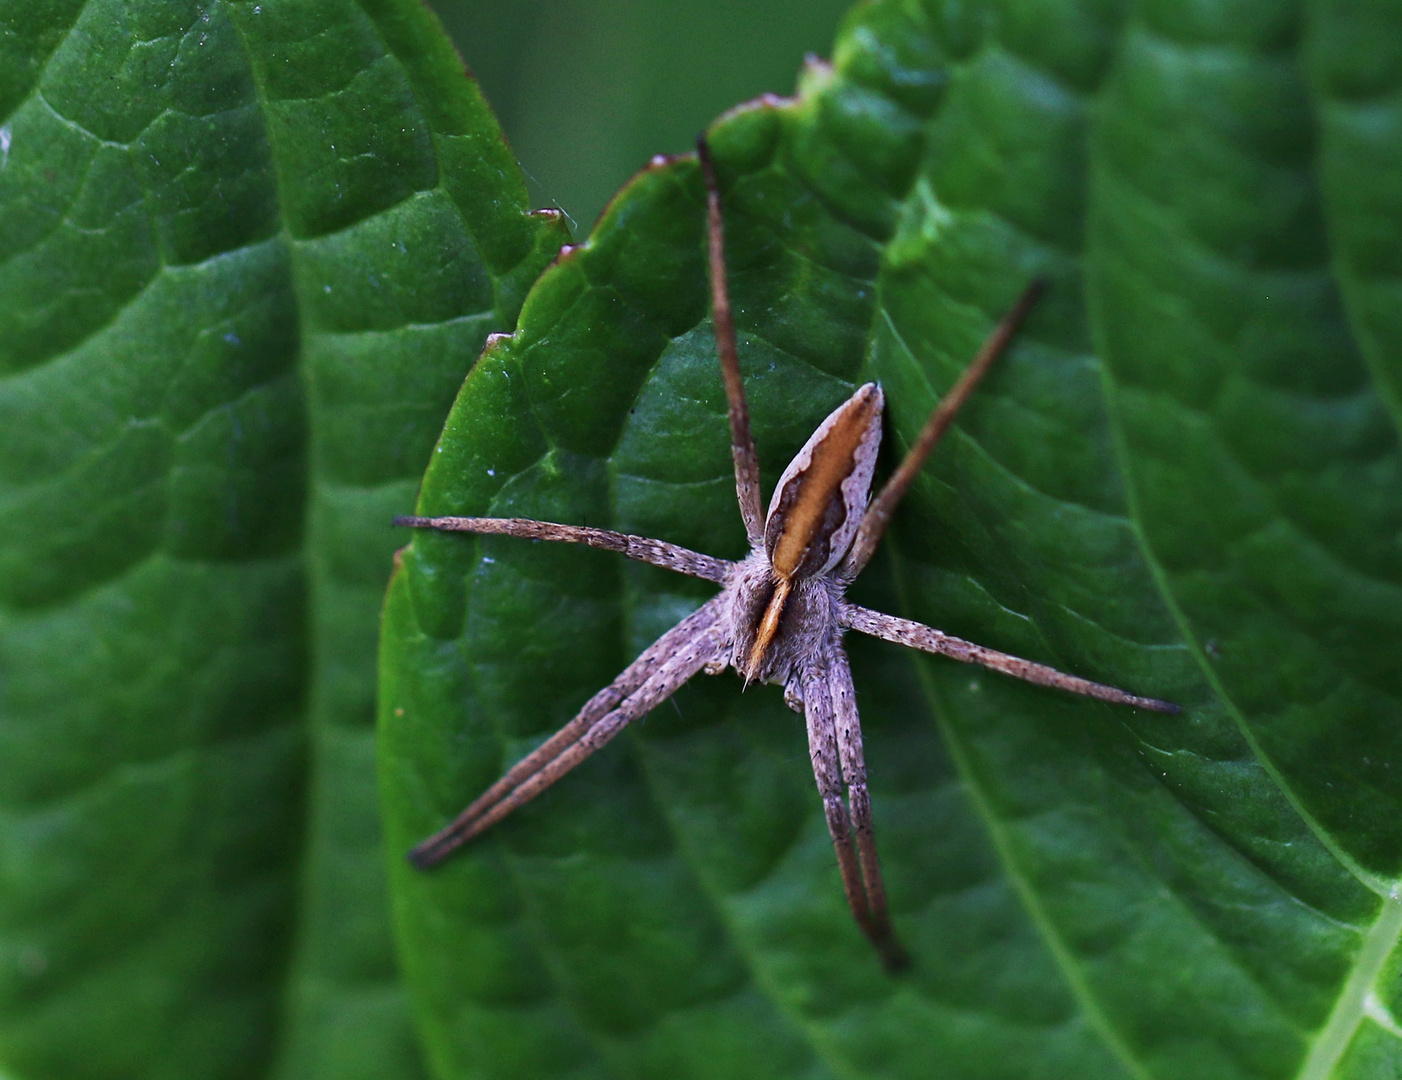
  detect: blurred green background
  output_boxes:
[429,0,852,230]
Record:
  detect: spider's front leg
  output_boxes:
[799,636,909,972]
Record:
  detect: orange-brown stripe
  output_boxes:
[745,576,792,678]
[769,390,882,578]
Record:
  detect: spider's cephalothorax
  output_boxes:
[396,139,1178,972]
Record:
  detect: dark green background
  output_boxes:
[2,0,1401,1078]
[432,0,851,229]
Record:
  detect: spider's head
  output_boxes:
[725,554,839,688]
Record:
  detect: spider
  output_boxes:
[396,138,1179,972]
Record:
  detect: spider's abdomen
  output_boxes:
[763,383,883,581]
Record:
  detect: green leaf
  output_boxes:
[0,0,564,1076]
[380,1,1402,1078]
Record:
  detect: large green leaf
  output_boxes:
[379,0,1402,1078]
[0,0,565,1076]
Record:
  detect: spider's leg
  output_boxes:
[840,279,1044,579]
[800,647,869,926]
[395,516,732,584]
[839,601,1180,714]
[802,646,907,971]
[697,137,764,546]
[826,636,907,971]
[414,598,721,860]
[409,598,729,867]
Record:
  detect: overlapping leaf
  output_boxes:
[0,0,564,1076]
[380,1,1402,1078]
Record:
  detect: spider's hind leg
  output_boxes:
[697,136,764,547]
[840,279,1045,580]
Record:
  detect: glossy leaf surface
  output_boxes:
[0,0,564,1076]
[380,0,1402,1078]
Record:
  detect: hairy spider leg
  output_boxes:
[840,602,1179,714]
[408,598,728,867]
[840,278,1045,581]
[698,137,763,546]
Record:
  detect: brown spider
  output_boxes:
[396,138,1178,972]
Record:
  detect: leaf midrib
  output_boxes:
[900,636,1151,1080]
[1297,894,1402,1079]
[1094,291,1402,1077]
